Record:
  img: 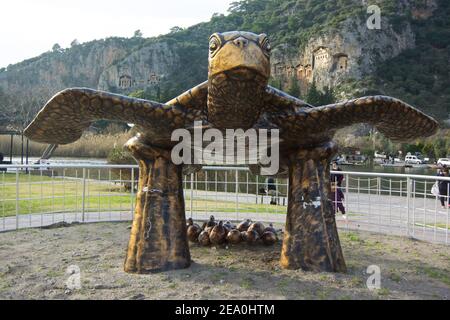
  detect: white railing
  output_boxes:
[0,164,448,245]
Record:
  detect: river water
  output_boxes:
[340,164,437,176]
[9,157,107,166]
[6,157,440,177]
[340,163,438,177]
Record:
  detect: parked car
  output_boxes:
[405,155,423,164]
[437,158,450,166]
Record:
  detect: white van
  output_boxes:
[405,155,423,164]
[438,158,450,166]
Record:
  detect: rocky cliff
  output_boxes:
[0,0,448,128]
[271,15,416,96]
[98,41,181,94]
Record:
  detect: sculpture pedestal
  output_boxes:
[124,137,191,273]
[280,142,347,273]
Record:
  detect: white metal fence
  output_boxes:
[0,164,449,245]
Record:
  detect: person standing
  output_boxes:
[267,177,277,205]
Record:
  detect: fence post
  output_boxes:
[235,170,239,220]
[345,173,349,194]
[406,176,411,237]
[377,177,381,195]
[190,173,194,218]
[15,169,19,230]
[81,168,86,223]
[256,176,259,204]
[130,167,135,218]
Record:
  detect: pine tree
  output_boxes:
[268,78,282,90]
[52,43,62,52]
[306,83,336,106]
[286,76,301,98]
[306,81,322,106]
[322,86,336,105]
[133,30,143,38]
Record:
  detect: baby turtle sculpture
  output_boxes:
[24,31,438,274]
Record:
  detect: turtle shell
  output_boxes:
[248,222,265,236]
[224,220,236,231]
[223,224,231,234]
[261,231,277,246]
[210,221,227,245]
[187,224,202,242]
[263,223,277,234]
[237,219,252,232]
[205,226,214,235]
[198,231,210,246]
[245,230,259,245]
[226,229,241,244]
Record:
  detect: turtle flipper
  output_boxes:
[24,87,199,145]
[166,81,208,111]
[263,85,314,114]
[267,95,438,146]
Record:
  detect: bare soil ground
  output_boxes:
[0,222,448,300]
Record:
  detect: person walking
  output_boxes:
[438,167,450,209]
[330,182,346,219]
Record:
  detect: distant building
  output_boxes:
[117,68,160,90]
[118,74,132,89]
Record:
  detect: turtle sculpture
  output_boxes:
[24,31,438,274]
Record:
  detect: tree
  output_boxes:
[170,26,184,33]
[128,90,146,99]
[70,39,79,47]
[306,82,336,106]
[286,76,301,98]
[434,138,448,158]
[133,29,143,38]
[128,89,160,101]
[422,143,435,160]
[269,78,282,90]
[322,86,335,105]
[306,81,322,106]
[52,43,62,52]
[2,89,48,131]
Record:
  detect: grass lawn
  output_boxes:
[0,172,287,217]
[0,172,134,217]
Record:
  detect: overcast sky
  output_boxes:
[0,0,234,68]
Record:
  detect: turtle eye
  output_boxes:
[209,36,221,55]
[260,36,271,56]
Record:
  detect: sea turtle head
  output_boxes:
[208,31,271,84]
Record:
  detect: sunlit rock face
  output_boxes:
[270,16,415,96]
[98,42,180,94]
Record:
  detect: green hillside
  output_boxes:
[1,0,449,127]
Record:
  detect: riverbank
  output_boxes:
[0,132,131,159]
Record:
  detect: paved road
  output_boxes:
[188,189,450,224]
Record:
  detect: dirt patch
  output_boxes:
[0,222,448,300]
